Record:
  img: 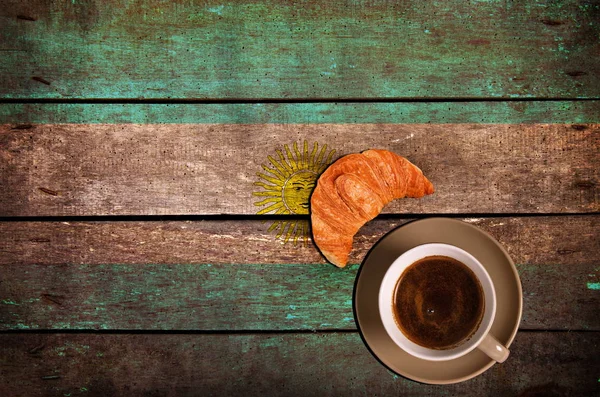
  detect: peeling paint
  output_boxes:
[463,218,484,223]
[391,133,415,143]
[587,282,600,290]
[207,5,225,15]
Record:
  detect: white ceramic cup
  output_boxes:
[379,243,509,362]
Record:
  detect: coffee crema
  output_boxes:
[392,255,484,350]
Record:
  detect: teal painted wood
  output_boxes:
[0,333,598,396]
[1,0,598,99]
[1,101,600,124]
[1,262,597,331]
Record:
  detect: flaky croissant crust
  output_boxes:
[310,149,434,267]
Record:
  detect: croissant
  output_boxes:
[310,149,434,267]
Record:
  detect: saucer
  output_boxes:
[353,218,523,384]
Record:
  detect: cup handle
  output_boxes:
[477,333,510,363]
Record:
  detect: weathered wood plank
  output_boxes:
[1,217,598,331]
[0,332,597,396]
[1,102,600,124]
[0,217,596,266]
[1,262,597,331]
[1,0,598,99]
[1,124,598,216]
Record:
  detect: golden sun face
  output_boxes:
[253,141,336,245]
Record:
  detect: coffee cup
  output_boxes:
[378,243,509,362]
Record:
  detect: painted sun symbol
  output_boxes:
[253,140,337,245]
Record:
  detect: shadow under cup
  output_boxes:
[378,243,499,362]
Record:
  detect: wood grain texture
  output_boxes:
[1,123,598,216]
[1,217,598,331]
[1,262,597,331]
[2,102,600,124]
[0,217,596,266]
[1,0,598,99]
[0,332,598,396]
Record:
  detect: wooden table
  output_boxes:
[1,1,599,395]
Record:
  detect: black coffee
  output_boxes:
[392,255,484,350]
